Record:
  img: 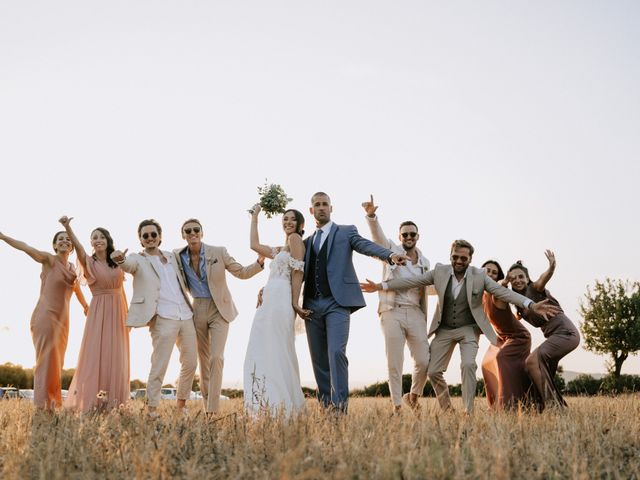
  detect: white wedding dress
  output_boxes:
[243,250,305,417]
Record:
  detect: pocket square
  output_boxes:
[207,258,218,265]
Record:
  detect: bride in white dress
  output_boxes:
[243,204,310,416]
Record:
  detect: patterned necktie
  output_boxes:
[313,229,323,254]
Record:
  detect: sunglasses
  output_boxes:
[451,255,469,262]
[183,227,201,235]
[141,232,158,240]
[400,232,418,239]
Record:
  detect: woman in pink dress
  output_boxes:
[0,228,88,410]
[480,260,532,409]
[59,216,130,412]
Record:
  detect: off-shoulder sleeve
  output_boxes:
[289,256,305,272]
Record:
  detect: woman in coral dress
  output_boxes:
[480,260,532,409]
[0,228,88,410]
[60,216,130,412]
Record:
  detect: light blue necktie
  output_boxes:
[313,229,323,254]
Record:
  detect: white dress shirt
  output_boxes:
[149,255,192,321]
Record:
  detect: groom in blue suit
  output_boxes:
[302,192,407,412]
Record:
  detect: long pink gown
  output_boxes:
[30,259,77,409]
[65,256,130,412]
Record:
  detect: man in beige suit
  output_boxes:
[362,195,431,414]
[111,219,197,417]
[361,239,560,414]
[174,218,264,417]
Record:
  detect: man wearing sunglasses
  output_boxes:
[362,195,431,414]
[111,219,197,417]
[173,218,264,418]
[361,239,560,414]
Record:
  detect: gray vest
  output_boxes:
[440,276,476,329]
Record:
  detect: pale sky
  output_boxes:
[1,1,638,389]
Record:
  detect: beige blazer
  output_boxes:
[119,250,193,328]
[386,264,532,346]
[365,215,432,317]
[173,244,263,323]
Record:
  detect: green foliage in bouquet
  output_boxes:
[251,181,293,219]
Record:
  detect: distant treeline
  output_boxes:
[350,372,640,397]
[2,362,637,397]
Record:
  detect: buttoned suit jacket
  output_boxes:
[119,250,192,328]
[173,244,263,323]
[303,223,393,313]
[386,264,532,346]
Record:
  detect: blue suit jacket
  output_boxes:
[304,223,393,312]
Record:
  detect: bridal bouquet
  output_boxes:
[248,181,293,219]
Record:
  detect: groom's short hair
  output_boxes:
[311,192,331,204]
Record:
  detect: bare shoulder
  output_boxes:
[287,233,304,246]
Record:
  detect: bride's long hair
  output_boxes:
[283,209,305,236]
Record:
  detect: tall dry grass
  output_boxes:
[0,396,638,479]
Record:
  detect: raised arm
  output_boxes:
[0,231,54,265]
[362,194,393,249]
[111,249,136,273]
[223,247,264,279]
[59,216,87,269]
[531,250,556,293]
[249,204,276,259]
[288,234,312,319]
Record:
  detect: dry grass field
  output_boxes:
[0,396,638,479]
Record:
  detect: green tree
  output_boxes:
[580,279,640,378]
[130,379,146,390]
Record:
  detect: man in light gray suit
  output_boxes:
[361,239,559,414]
[300,192,408,413]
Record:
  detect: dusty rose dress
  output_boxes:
[481,293,532,409]
[65,256,130,412]
[30,259,77,409]
[519,286,580,409]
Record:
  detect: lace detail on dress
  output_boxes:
[269,251,293,279]
[270,247,280,259]
[288,256,305,272]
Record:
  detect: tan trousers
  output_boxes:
[147,315,197,407]
[428,325,480,413]
[380,306,429,406]
[193,298,229,413]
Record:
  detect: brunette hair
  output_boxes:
[399,221,418,232]
[91,227,118,268]
[508,260,530,282]
[283,209,305,236]
[481,259,505,281]
[137,219,162,246]
[52,231,74,253]
[181,218,202,231]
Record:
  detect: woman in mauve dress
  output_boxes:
[508,251,580,410]
[0,228,88,410]
[480,260,532,409]
[59,216,130,412]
